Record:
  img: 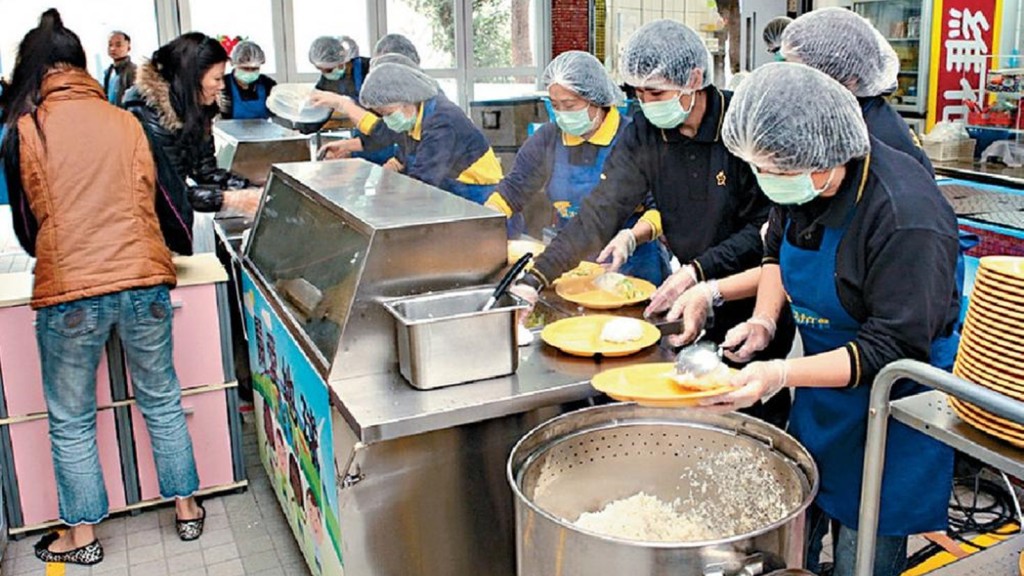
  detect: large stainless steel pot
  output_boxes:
[507,404,819,576]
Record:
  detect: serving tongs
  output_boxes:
[482,253,533,312]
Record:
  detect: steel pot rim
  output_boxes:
[506,402,820,550]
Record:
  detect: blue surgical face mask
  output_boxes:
[640,91,695,129]
[322,67,345,81]
[383,108,417,133]
[772,51,785,62]
[553,107,597,137]
[235,70,260,85]
[753,167,835,205]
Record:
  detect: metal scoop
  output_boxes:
[674,330,724,378]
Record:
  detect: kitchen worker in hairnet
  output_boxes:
[661,7,971,350]
[309,35,370,98]
[356,59,504,206]
[373,33,421,63]
[484,51,669,283]
[311,37,422,164]
[781,8,932,173]
[511,20,793,428]
[220,40,276,120]
[762,16,792,59]
[696,63,959,576]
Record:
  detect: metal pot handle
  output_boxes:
[703,553,765,576]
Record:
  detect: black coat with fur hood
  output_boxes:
[124,61,249,213]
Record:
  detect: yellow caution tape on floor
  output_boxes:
[903,523,1018,576]
[45,562,65,576]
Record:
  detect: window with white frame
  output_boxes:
[0,0,550,108]
[184,0,279,74]
[0,0,160,80]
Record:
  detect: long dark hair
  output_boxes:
[149,32,228,145]
[0,9,86,147]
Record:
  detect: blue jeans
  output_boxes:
[806,504,908,576]
[36,285,199,525]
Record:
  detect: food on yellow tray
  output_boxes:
[593,272,645,299]
[669,364,734,391]
[599,317,646,343]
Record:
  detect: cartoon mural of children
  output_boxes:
[305,486,324,574]
[263,401,277,471]
[274,426,288,486]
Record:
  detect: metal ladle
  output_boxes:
[674,329,724,378]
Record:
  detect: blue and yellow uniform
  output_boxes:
[220,72,276,120]
[394,92,503,205]
[486,107,668,284]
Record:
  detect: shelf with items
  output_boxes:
[853,0,931,114]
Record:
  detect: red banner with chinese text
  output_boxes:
[927,0,1003,129]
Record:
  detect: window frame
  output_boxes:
[137,0,551,107]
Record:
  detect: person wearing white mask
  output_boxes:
[691,63,960,576]
[484,51,668,282]
[309,35,369,98]
[511,20,793,428]
[220,40,276,120]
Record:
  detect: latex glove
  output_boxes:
[509,283,539,326]
[645,265,698,317]
[319,139,360,160]
[222,187,262,215]
[665,282,714,347]
[308,90,349,111]
[383,158,404,172]
[697,360,788,412]
[597,229,637,272]
[721,314,777,364]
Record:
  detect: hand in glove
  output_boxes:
[308,90,349,111]
[383,158,404,172]
[509,283,539,326]
[665,282,715,347]
[697,360,789,412]
[721,314,777,364]
[597,229,637,272]
[644,265,698,317]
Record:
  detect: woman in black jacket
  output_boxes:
[124,33,259,220]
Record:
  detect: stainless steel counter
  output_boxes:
[332,326,674,443]
[934,159,1024,187]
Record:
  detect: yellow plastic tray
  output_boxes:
[541,315,661,357]
[591,362,736,407]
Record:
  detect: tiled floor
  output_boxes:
[1,412,311,576]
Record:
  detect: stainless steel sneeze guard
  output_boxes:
[213,119,313,184]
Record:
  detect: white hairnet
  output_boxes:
[619,20,710,91]
[762,17,792,52]
[726,71,750,91]
[231,41,266,66]
[359,62,439,107]
[781,8,899,97]
[308,35,359,68]
[722,63,870,172]
[543,50,623,107]
[373,34,420,65]
[369,53,421,69]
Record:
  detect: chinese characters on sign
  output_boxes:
[929,0,999,126]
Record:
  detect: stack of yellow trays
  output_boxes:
[951,256,1024,448]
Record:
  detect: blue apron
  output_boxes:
[547,136,668,285]
[781,209,955,537]
[230,79,270,120]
